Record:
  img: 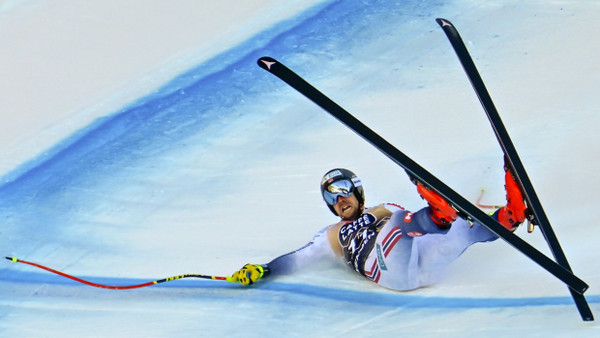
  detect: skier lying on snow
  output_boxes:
[227,165,527,291]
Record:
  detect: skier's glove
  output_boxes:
[226,264,269,285]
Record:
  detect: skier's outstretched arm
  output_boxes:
[226,224,339,285]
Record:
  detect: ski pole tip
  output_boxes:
[5,256,18,262]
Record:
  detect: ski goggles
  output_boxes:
[322,179,355,205]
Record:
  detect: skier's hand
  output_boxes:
[226,264,269,285]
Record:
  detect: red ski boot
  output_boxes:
[497,167,527,231]
[416,183,458,229]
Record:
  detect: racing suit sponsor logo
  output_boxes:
[339,212,390,275]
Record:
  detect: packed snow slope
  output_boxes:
[1,0,599,336]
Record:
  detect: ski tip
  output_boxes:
[435,18,453,28]
[257,56,278,71]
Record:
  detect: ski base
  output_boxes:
[257,52,591,320]
[436,17,593,322]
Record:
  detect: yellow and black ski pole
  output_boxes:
[5,256,230,290]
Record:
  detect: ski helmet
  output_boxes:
[320,168,365,216]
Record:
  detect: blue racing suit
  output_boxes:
[265,203,498,291]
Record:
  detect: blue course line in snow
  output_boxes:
[0,0,440,200]
[2,269,598,309]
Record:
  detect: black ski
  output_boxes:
[435,18,593,321]
[256,56,588,295]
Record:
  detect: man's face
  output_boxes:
[333,193,361,221]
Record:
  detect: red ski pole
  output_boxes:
[5,256,229,290]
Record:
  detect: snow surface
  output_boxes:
[1,0,599,336]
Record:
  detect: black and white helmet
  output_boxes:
[320,168,365,216]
